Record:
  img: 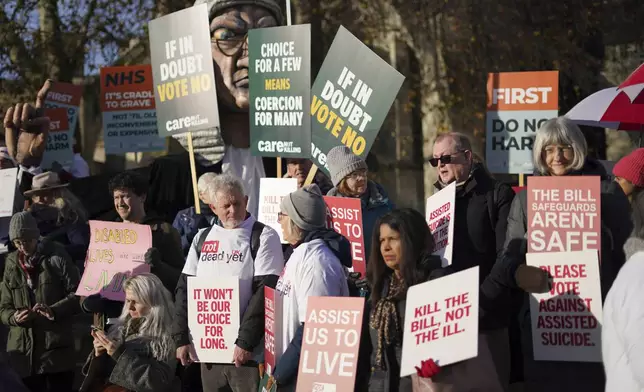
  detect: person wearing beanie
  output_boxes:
[614,148,644,200]
[264,185,352,390]
[327,146,394,266]
[0,211,81,391]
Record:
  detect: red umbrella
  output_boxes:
[565,87,644,131]
[618,63,644,102]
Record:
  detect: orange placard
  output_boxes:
[486,71,559,111]
[45,82,83,107]
[100,65,155,112]
[44,108,69,132]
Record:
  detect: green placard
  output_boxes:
[249,24,311,158]
[310,26,405,175]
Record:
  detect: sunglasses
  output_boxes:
[428,151,466,167]
[277,212,287,223]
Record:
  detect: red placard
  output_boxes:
[323,196,366,276]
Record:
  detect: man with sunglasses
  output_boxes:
[431,132,516,389]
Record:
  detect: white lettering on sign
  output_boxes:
[492,87,553,105]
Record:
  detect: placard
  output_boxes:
[310,26,404,175]
[148,3,220,136]
[527,176,601,253]
[400,267,479,377]
[296,296,365,392]
[264,287,283,376]
[426,182,456,266]
[527,251,603,362]
[249,24,311,158]
[0,168,18,217]
[100,65,166,154]
[188,276,240,363]
[324,196,366,276]
[41,108,73,170]
[485,71,559,174]
[43,81,83,144]
[258,178,298,243]
[76,221,152,301]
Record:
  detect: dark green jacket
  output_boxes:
[0,240,81,377]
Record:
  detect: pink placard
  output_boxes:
[324,196,366,276]
[527,177,601,254]
[76,220,152,301]
[296,296,364,391]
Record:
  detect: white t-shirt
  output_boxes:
[183,215,284,317]
[275,239,349,354]
[222,146,265,219]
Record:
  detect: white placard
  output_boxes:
[258,178,298,243]
[400,266,479,376]
[187,276,240,364]
[426,182,456,266]
[0,168,18,217]
[527,250,603,362]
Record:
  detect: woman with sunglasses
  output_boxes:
[489,117,632,392]
[326,146,394,267]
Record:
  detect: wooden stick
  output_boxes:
[277,157,282,178]
[187,132,201,214]
[304,164,317,186]
[519,173,525,187]
[275,0,292,179]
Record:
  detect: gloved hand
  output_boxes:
[347,272,369,297]
[515,264,552,293]
[50,161,63,174]
[144,247,161,267]
[415,358,441,378]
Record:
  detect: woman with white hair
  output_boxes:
[79,273,178,392]
[486,117,632,392]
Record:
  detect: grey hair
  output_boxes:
[197,172,217,204]
[209,173,246,203]
[533,117,588,175]
[434,132,473,152]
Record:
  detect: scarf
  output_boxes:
[370,274,406,370]
[18,251,39,289]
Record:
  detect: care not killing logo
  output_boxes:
[200,241,244,263]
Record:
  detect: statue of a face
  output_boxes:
[210,5,278,112]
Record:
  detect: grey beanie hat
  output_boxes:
[326,146,368,187]
[194,0,284,25]
[9,212,40,241]
[280,184,327,231]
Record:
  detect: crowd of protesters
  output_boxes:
[0,114,641,392]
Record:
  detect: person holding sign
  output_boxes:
[603,190,644,392]
[283,158,333,195]
[79,274,178,392]
[267,184,352,390]
[492,117,632,392]
[0,212,81,392]
[326,146,394,263]
[173,173,283,392]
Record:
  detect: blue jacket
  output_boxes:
[172,204,218,257]
[327,180,394,264]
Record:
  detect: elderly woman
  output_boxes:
[326,146,394,264]
[0,212,81,392]
[266,184,352,391]
[25,171,90,271]
[80,273,178,392]
[486,117,631,392]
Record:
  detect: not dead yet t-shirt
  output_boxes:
[183,215,284,318]
[276,239,349,354]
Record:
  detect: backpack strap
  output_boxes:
[195,226,213,259]
[251,221,265,261]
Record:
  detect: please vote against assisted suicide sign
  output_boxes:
[148,3,220,137]
[249,24,311,158]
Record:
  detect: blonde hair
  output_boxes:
[35,188,87,224]
[533,117,588,175]
[108,274,176,361]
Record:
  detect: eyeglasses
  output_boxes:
[428,151,465,167]
[348,170,368,180]
[277,212,287,223]
[543,145,573,156]
[211,33,248,57]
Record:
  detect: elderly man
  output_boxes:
[173,173,284,392]
[283,158,333,194]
